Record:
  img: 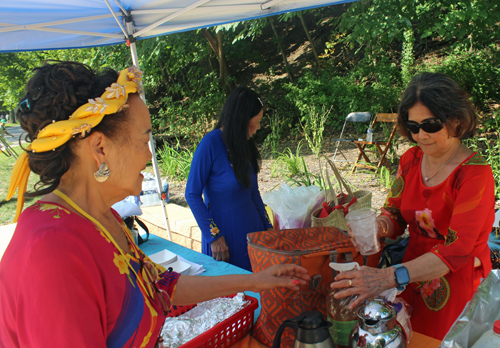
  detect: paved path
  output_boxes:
[3,125,27,146]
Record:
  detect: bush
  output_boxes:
[153,78,226,143]
[283,64,402,134]
[416,48,500,110]
[157,140,198,183]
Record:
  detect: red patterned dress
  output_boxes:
[381,146,495,340]
[0,202,180,348]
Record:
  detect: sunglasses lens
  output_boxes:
[158,289,172,314]
[406,122,420,134]
[407,119,444,134]
[422,120,444,133]
[141,261,158,284]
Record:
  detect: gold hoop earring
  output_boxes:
[94,163,110,183]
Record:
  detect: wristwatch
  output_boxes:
[392,264,410,291]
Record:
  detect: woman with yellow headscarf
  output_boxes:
[0,61,309,348]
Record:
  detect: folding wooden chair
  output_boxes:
[332,112,373,163]
[351,113,398,173]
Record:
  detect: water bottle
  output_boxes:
[471,320,500,348]
[366,126,373,142]
[327,263,361,348]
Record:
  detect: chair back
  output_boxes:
[346,112,373,123]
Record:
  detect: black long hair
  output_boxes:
[215,87,263,189]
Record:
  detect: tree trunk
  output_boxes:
[297,11,320,66]
[200,28,236,95]
[269,17,294,83]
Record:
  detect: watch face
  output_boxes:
[395,267,410,286]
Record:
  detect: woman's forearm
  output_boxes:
[404,252,450,283]
[171,264,310,305]
[173,274,254,305]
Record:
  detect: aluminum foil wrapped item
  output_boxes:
[441,270,500,348]
[161,293,248,348]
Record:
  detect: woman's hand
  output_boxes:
[330,266,396,309]
[251,264,310,292]
[211,236,230,262]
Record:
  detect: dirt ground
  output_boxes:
[166,134,414,211]
[167,133,500,211]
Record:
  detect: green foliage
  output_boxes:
[155,75,226,141]
[0,154,38,225]
[261,112,284,158]
[302,105,331,158]
[401,29,415,86]
[157,140,198,183]
[465,135,500,200]
[337,0,500,58]
[416,48,500,110]
[270,142,325,189]
[378,166,396,189]
[284,66,401,133]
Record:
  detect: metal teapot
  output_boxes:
[350,300,406,348]
[272,311,335,348]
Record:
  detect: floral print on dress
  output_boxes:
[417,277,450,311]
[415,208,443,240]
[36,203,70,219]
[209,219,220,238]
[113,252,136,287]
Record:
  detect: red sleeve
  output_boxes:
[17,228,107,348]
[430,163,495,272]
[380,148,419,237]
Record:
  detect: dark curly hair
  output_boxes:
[18,61,132,197]
[215,87,262,189]
[397,72,477,143]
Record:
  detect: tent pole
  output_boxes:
[126,20,173,241]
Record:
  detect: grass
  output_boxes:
[0,154,39,225]
[157,140,196,183]
[4,123,17,128]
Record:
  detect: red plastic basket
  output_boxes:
[166,294,258,348]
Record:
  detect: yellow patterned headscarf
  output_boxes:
[7,66,143,222]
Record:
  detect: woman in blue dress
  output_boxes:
[185,87,273,271]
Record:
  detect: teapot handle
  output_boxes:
[272,319,298,348]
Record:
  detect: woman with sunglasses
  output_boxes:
[0,61,309,348]
[331,72,495,340]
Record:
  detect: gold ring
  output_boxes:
[348,279,353,287]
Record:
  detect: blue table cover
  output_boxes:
[140,234,261,318]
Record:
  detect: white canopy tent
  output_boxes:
[0,0,356,239]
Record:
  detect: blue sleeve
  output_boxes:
[251,171,273,230]
[185,135,220,243]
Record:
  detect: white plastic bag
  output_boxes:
[263,183,325,229]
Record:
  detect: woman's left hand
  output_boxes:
[330,266,395,309]
[251,264,310,292]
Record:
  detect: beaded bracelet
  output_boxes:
[377,217,390,238]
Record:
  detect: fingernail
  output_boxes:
[292,280,300,285]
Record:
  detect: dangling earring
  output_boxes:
[94,163,110,183]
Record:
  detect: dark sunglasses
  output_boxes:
[406,118,444,134]
[19,98,31,113]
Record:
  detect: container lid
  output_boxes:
[494,320,500,334]
[357,300,396,321]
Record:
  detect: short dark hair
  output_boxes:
[18,61,132,197]
[215,86,263,189]
[398,72,477,143]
